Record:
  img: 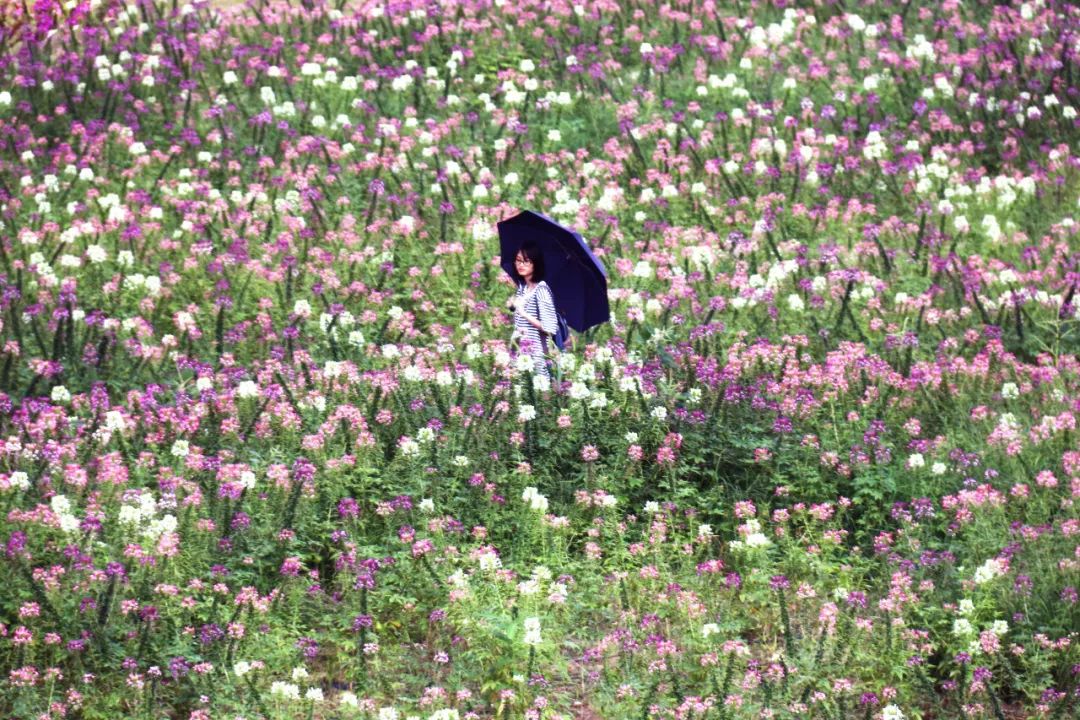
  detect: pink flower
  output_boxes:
[582,445,600,462]
[411,539,435,557]
[1036,470,1058,488]
[733,500,757,519]
[13,626,33,645]
[279,556,303,576]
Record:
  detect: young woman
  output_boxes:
[506,241,559,377]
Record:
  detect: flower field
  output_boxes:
[2,0,1080,718]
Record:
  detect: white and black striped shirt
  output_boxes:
[511,281,559,375]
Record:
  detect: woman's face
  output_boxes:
[514,252,534,282]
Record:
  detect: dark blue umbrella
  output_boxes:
[497,210,610,333]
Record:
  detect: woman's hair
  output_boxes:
[512,240,546,283]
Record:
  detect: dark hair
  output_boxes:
[512,240,546,284]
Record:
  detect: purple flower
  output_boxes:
[338,497,360,519]
[295,636,319,659]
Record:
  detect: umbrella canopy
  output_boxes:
[497,210,610,333]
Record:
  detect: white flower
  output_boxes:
[643,501,660,514]
[973,558,1006,585]
[1000,382,1019,399]
[931,462,947,476]
[86,245,108,263]
[58,512,81,533]
[8,472,30,491]
[477,550,501,572]
[239,471,257,490]
[518,404,537,422]
[104,410,126,432]
[906,453,925,469]
[305,687,324,703]
[743,532,772,548]
[170,440,190,458]
[881,704,905,720]
[650,406,668,421]
[236,380,259,399]
[702,622,720,638]
[523,616,542,646]
[270,681,301,700]
[568,382,591,400]
[50,494,71,515]
[958,599,975,615]
[291,666,309,681]
[51,385,71,403]
[376,708,398,720]
[521,486,549,512]
[419,498,435,514]
[233,661,252,677]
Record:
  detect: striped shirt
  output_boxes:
[511,281,559,376]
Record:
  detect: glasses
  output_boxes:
[514,257,533,266]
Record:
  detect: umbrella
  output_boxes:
[497,210,610,333]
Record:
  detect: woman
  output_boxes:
[507,241,559,377]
